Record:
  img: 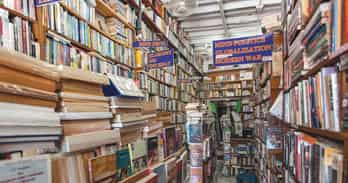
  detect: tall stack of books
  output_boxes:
[0,48,61,158]
[53,66,121,182]
[102,74,147,145]
[186,103,215,183]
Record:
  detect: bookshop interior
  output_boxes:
[1,0,348,182]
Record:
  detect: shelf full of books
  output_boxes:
[201,69,254,100]
[252,29,284,183]
[280,0,348,182]
[0,46,191,182]
[0,0,199,182]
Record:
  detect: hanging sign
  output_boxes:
[133,40,168,48]
[213,33,273,66]
[146,49,174,69]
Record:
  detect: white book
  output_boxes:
[62,129,120,152]
[0,141,56,153]
[331,73,340,131]
[59,112,113,120]
[0,126,62,136]
[8,23,15,51]
[0,102,60,126]
[0,136,60,143]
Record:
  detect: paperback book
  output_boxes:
[116,148,132,181]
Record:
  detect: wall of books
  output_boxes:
[0,0,203,182]
[281,0,348,182]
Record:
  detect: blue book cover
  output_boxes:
[188,123,202,143]
[116,148,132,181]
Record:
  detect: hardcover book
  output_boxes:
[176,159,183,183]
[190,144,203,167]
[88,154,117,183]
[188,123,202,143]
[146,136,159,166]
[163,126,176,158]
[116,148,132,181]
[129,140,147,173]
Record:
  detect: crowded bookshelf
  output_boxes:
[1,0,348,182]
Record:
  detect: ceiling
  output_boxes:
[179,0,282,56]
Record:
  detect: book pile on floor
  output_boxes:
[220,113,232,176]
[0,49,60,156]
[53,66,122,182]
[186,103,216,183]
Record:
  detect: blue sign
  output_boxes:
[133,40,168,48]
[213,33,273,66]
[35,0,61,6]
[147,49,174,69]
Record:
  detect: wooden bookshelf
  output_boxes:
[45,28,134,69]
[95,0,136,31]
[59,2,129,47]
[285,43,348,91]
[0,5,35,22]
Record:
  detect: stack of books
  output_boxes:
[57,66,118,152]
[186,103,209,182]
[53,66,121,182]
[102,74,147,145]
[0,48,61,156]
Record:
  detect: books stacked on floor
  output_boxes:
[186,103,215,183]
[54,67,122,182]
[221,113,232,176]
[57,66,117,152]
[284,66,340,131]
[102,74,147,145]
[0,48,60,156]
[284,131,344,183]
